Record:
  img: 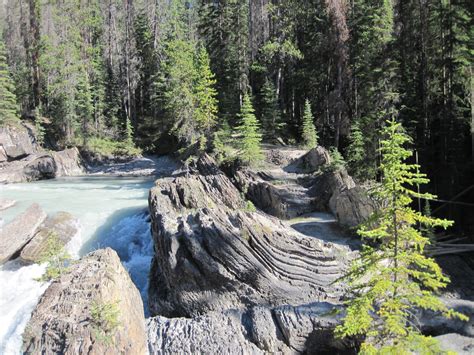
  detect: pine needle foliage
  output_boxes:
[260,79,282,140]
[335,119,468,354]
[234,94,263,166]
[301,99,318,149]
[0,40,19,125]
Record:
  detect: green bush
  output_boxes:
[86,137,142,158]
[36,232,71,282]
[90,300,121,345]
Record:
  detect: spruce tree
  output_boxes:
[336,119,467,353]
[301,100,318,149]
[0,40,19,124]
[346,119,373,181]
[194,46,218,142]
[234,94,263,166]
[260,79,282,140]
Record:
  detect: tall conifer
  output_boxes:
[0,40,19,124]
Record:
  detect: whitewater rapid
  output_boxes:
[0,176,155,354]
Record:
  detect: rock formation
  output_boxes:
[22,248,147,355]
[0,203,46,264]
[20,211,79,263]
[0,123,86,183]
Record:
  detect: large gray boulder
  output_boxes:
[51,147,85,177]
[0,123,37,161]
[295,146,332,173]
[20,211,79,263]
[22,248,147,355]
[0,203,46,264]
[329,186,377,229]
[148,154,352,318]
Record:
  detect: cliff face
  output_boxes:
[22,248,147,355]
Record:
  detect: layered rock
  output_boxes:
[0,203,46,264]
[148,154,351,318]
[0,124,86,183]
[146,303,348,354]
[22,248,147,355]
[0,198,15,211]
[20,211,79,263]
[329,185,377,228]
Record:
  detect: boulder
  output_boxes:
[0,146,7,162]
[0,123,36,161]
[148,154,351,317]
[436,333,474,354]
[0,198,15,211]
[23,154,57,180]
[0,203,46,264]
[329,186,376,228]
[22,248,147,355]
[295,146,331,173]
[308,169,356,211]
[52,147,86,177]
[20,211,79,263]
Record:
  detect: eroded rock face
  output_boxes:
[146,303,348,354]
[329,186,376,229]
[22,248,147,355]
[0,203,46,264]
[0,124,37,161]
[296,146,331,173]
[20,211,79,263]
[148,154,351,318]
[436,333,474,354]
[0,124,85,183]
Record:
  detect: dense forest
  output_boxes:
[0,0,473,230]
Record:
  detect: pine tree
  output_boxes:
[336,119,467,353]
[301,99,318,149]
[260,79,282,140]
[194,46,218,141]
[234,94,263,166]
[125,117,134,147]
[346,119,375,181]
[0,40,19,124]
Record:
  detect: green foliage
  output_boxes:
[243,200,257,213]
[194,46,219,138]
[336,119,468,352]
[233,94,264,166]
[213,121,235,163]
[301,100,318,149]
[323,147,346,173]
[346,118,376,181]
[90,300,121,345]
[0,39,19,125]
[124,118,134,147]
[37,232,71,282]
[260,79,283,140]
[86,137,142,159]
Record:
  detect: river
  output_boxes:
[0,176,157,354]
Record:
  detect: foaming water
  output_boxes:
[0,176,155,354]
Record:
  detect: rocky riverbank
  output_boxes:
[2,136,473,353]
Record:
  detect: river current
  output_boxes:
[0,176,156,354]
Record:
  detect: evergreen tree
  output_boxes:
[301,100,318,149]
[194,46,218,142]
[260,79,282,140]
[346,119,375,181]
[124,117,134,147]
[336,119,467,353]
[234,94,263,166]
[0,40,19,124]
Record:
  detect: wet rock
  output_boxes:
[148,154,351,318]
[0,203,46,264]
[0,198,15,211]
[20,211,79,263]
[329,186,376,229]
[22,248,147,355]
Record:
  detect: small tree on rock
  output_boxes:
[301,99,318,149]
[234,94,263,166]
[260,79,282,140]
[336,119,467,353]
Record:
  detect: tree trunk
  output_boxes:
[29,0,41,113]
